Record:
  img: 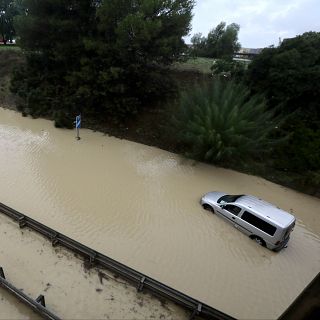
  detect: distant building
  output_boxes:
[234,48,263,60]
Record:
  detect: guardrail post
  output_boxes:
[137,276,146,292]
[18,216,26,228]
[0,267,5,279]
[189,303,202,320]
[89,253,97,267]
[36,295,46,307]
[51,233,59,247]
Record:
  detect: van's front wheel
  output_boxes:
[202,204,214,213]
[251,236,266,247]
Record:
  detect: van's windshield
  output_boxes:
[217,194,244,204]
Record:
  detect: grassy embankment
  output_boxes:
[1,49,318,196]
[172,57,215,74]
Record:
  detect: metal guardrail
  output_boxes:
[0,267,60,320]
[0,202,235,320]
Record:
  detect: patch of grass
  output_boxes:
[172,57,215,74]
[0,45,21,52]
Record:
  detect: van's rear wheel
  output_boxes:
[251,236,266,247]
[202,204,214,213]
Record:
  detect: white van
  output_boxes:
[200,192,296,252]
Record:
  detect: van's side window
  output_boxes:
[241,211,276,236]
[224,205,241,215]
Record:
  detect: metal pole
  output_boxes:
[75,115,81,140]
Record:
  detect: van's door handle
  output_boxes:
[232,217,236,220]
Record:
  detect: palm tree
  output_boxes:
[172,80,284,164]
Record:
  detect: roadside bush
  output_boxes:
[211,59,247,80]
[172,80,285,165]
[274,121,320,172]
[54,111,73,129]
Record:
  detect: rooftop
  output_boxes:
[236,195,295,227]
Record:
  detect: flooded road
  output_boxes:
[0,107,319,319]
[0,215,188,319]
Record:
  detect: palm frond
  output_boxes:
[172,79,286,164]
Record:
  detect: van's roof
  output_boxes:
[236,195,295,228]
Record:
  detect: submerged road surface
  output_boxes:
[0,107,319,319]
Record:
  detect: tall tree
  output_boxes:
[11,0,97,122]
[192,21,241,59]
[0,0,22,43]
[247,32,320,118]
[247,32,320,174]
[214,22,240,59]
[87,0,194,118]
[11,0,194,123]
[190,32,207,57]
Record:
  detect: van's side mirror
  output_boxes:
[220,204,225,209]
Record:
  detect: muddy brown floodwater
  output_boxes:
[0,107,319,319]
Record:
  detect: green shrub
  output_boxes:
[53,111,73,129]
[274,121,320,172]
[211,59,247,80]
[172,80,285,164]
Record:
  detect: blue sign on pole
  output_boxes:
[76,115,81,129]
[75,115,81,140]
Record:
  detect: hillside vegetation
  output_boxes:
[0,0,318,196]
[0,47,23,107]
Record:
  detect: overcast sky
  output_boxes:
[187,0,320,48]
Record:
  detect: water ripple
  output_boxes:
[0,108,320,320]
